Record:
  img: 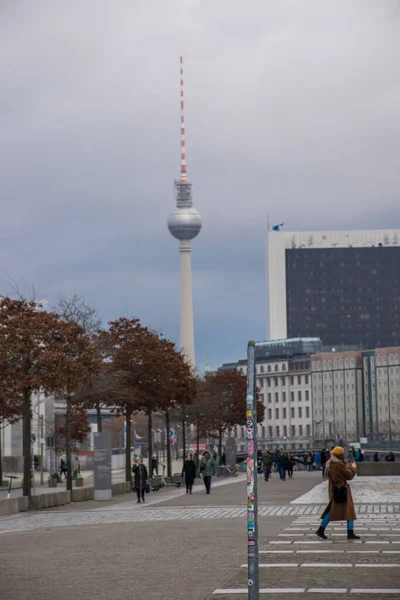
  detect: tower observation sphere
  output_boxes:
[168,205,202,241]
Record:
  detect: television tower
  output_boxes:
[167,57,202,366]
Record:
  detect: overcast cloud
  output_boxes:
[1,1,400,371]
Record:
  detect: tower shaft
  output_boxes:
[179,240,195,366]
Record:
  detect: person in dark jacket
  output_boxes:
[320,449,329,479]
[287,453,295,479]
[182,453,196,494]
[374,452,380,462]
[385,451,395,462]
[132,458,149,503]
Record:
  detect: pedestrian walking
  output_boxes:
[316,446,359,540]
[277,450,286,481]
[263,450,273,481]
[320,449,328,479]
[132,458,149,503]
[287,453,295,479]
[306,453,313,472]
[385,451,395,462]
[73,456,80,479]
[182,453,196,494]
[60,457,67,481]
[200,450,216,495]
[151,455,158,476]
[374,452,380,462]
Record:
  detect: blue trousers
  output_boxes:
[321,512,354,530]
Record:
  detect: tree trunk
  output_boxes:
[165,411,172,477]
[196,418,200,458]
[147,410,153,477]
[182,407,186,466]
[66,395,73,499]
[196,418,200,478]
[125,408,132,484]
[22,387,32,498]
[0,424,3,486]
[96,402,103,433]
[218,427,223,458]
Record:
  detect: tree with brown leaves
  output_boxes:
[0,297,99,499]
[104,318,168,483]
[192,370,265,456]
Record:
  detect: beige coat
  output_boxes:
[321,456,357,522]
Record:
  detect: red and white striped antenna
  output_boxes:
[180,56,187,183]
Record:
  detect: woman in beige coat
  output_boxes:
[316,446,359,540]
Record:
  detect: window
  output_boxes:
[298,391,302,402]
[283,408,287,419]
[282,364,286,371]
[299,425,303,435]
[291,407,295,418]
[274,377,279,386]
[291,391,295,402]
[275,364,279,372]
[260,366,264,373]
[283,391,286,402]
[268,426,273,437]
[267,379,271,387]
[298,376,301,385]
[291,425,296,436]
[305,390,309,401]
[282,376,286,386]
[262,426,266,438]
[275,408,279,419]
[268,393,272,403]
[290,376,294,385]
[261,393,265,405]
[283,425,287,436]
[306,424,311,436]
[298,407,302,418]
[276,426,280,437]
[275,392,279,403]
[306,407,310,418]
[305,375,309,384]
[268,409,272,420]
[267,365,271,373]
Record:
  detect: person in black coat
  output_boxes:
[182,453,196,494]
[132,458,149,503]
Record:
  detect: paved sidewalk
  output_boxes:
[210,513,400,599]
[2,471,400,600]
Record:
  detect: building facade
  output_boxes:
[221,340,400,451]
[267,229,400,349]
[311,347,400,446]
[220,338,321,451]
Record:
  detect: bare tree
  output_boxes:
[54,294,102,336]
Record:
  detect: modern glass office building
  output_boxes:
[268,230,400,350]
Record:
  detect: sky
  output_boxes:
[1,1,400,372]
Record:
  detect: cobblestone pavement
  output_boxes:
[210,513,400,599]
[292,475,400,504]
[2,472,400,599]
[1,503,400,535]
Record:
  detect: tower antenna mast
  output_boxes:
[180,56,187,183]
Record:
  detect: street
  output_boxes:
[1,471,400,599]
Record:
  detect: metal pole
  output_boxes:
[246,340,259,598]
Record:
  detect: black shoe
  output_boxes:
[316,526,328,540]
[347,530,360,540]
